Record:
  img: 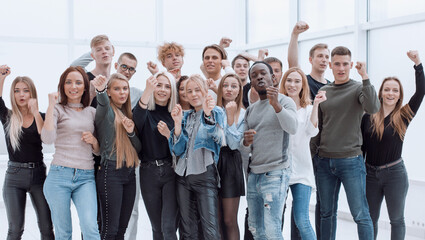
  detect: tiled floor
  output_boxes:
[0,195,423,240]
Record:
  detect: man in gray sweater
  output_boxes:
[315,46,380,240]
[241,61,298,239]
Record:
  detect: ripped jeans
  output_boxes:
[247,168,290,240]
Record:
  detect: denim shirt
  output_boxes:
[224,108,245,150]
[169,106,225,163]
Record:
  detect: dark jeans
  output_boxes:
[366,161,409,240]
[96,160,136,240]
[312,155,321,240]
[176,164,220,240]
[3,163,54,240]
[140,162,178,240]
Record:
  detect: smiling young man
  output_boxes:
[315,46,380,240]
[241,61,297,239]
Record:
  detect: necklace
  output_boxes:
[66,102,83,109]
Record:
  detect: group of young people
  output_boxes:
[1,20,423,240]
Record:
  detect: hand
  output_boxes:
[92,75,108,91]
[225,101,237,118]
[203,95,216,116]
[200,63,208,78]
[221,59,230,69]
[145,75,158,94]
[266,86,280,110]
[292,21,309,35]
[169,68,181,79]
[407,50,421,65]
[0,65,11,77]
[48,92,58,106]
[120,114,135,134]
[219,37,232,48]
[258,49,269,61]
[147,61,159,75]
[314,90,327,105]
[355,62,368,80]
[206,78,217,93]
[81,131,98,146]
[243,129,256,146]
[171,104,183,124]
[28,98,39,116]
[157,120,171,139]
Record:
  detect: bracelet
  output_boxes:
[139,99,148,106]
[127,131,135,137]
[96,87,107,93]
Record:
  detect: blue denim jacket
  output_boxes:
[168,107,225,163]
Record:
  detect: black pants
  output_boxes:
[140,161,178,240]
[3,162,54,240]
[96,160,136,240]
[176,164,220,240]
[366,161,409,240]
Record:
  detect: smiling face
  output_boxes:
[284,71,303,99]
[203,48,222,75]
[381,79,401,109]
[330,54,353,84]
[91,40,115,65]
[269,62,282,87]
[186,80,206,110]
[249,63,274,95]
[222,76,241,103]
[64,71,85,104]
[108,79,129,108]
[14,82,31,108]
[163,51,184,70]
[154,75,172,106]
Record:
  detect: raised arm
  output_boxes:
[41,92,59,144]
[407,50,425,113]
[356,62,380,114]
[70,52,93,70]
[288,21,309,68]
[267,86,298,134]
[28,99,44,134]
[0,65,11,97]
[310,90,326,128]
[92,75,109,118]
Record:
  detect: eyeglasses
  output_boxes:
[119,64,136,73]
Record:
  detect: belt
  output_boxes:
[140,160,171,168]
[8,161,44,169]
[365,158,403,170]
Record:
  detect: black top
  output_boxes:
[307,74,330,100]
[361,64,425,166]
[243,82,251,108]
[87,72,98,108]
[133,103,174,163]
[0,97,45,163]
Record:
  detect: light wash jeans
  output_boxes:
[247,168,290,240]
[290,183,316,240]
[43,164,100,240]
[316,155,373,240]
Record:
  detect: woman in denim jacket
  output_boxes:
[169,74,225,239]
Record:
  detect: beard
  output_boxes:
[257,89,267,95]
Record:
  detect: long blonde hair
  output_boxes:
[107,73,138,168]
[147,71,177,112]
[6,76,38,151]
[279,67,312,108]
[371,77,414,141]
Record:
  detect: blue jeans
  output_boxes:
[43,165,100,240]
[366,161,408,240]
[290,184,316,240]
[316,155,373,240]
[247,168,290,240]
